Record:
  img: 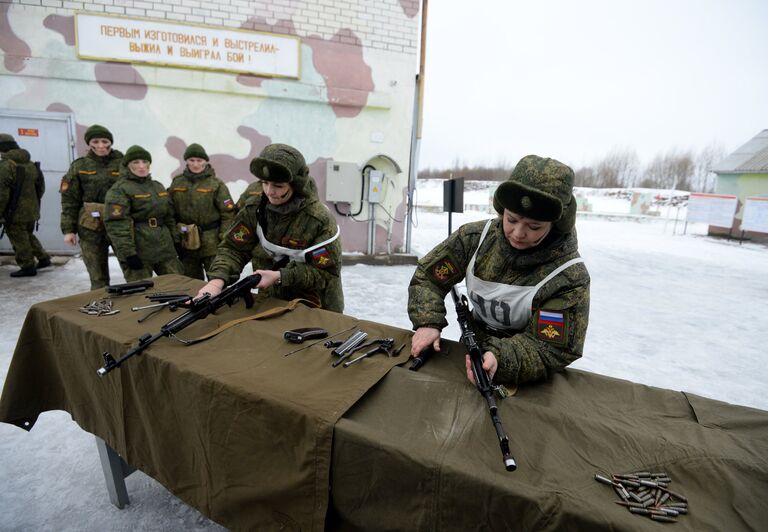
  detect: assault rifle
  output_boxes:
[97,272,266,376]
[451,287,517,472]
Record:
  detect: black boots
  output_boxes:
[37,257,52,268]
[10,266,37,277]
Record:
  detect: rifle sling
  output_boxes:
[183,298,319,345]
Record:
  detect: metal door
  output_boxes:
[0,109,76,254]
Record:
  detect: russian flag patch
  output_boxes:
[537,309,566,344]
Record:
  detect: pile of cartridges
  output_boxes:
[595,470,689,524]
[79,299,119,316]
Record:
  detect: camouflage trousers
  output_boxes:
[118,256,184,283]
[78,228,112,290]
[180,253,215,280]
[4,222,49,269]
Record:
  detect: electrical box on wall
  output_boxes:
[325,161,360,203]
[368,170,384,204]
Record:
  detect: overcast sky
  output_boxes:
[418,0,768,170]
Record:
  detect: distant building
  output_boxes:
[711,129,768,243]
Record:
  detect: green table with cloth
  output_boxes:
[2,275,768,531]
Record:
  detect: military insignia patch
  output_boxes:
[111,171,120,176]
[59,178,69,192]
[228,223,255,245]
[311,247,332,268]
[282,236,308,249]
[537,310,566,345]
[108,203,125,219]
[172,187,187,192]
[158,191,169,197]
[196,188,213,193]
[430,256,460,284]
[133,193,151,199]
[223,198,234,209]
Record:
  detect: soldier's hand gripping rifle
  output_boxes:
[451,287,517,472]
[97,273,264,376]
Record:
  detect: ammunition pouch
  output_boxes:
[78,202,106,232]
[178,223,201,250]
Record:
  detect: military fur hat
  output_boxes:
[84,124,114,144]
[250,143,309,185]
[122,145,152,165]
[184,143,209,161]
[0,133,19,153]
[494,154,577,232]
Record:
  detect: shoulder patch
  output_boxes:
[59,178,70,193]
[429,255,461,284]
[111,171,121,176]
[107,203,126,219]
[536,309,568,345]
[158,191,169,197]
[172,187,188,192]
[196,188,213,193]
[310,247,332,269]
[227,222,255,245]
[223,198,234,209]
[78,170,97,175]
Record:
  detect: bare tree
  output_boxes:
[640,148,695,190]
[692,141,727,192]
[595,147,641,188]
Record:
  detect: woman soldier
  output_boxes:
[169,143,236,279]
[408,154,590,387]
[197,143,343,313]
[60,124,123,289]
[104,145,183,282]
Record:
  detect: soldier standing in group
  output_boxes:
[408,155,591,387]
[104,145,183,282]
[196,143,344,312]
[236,180,263,210]
[0,133,51,278]
[169,143,236,280]
[60,124,123,289]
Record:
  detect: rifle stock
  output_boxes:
[451,287,517,472]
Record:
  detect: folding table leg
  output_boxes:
[94,435,135,509]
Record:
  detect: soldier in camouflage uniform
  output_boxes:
[169,143,236,279]
[236,180,263,210]
[104,145,183,282]
[0,133,51,277]
[60,124,123,289]
[409,155,590,387]
[198,143,343,312]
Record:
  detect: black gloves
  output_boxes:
[174,243,185,259]
[126,255,144,270]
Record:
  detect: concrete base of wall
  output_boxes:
[342,253,418,266]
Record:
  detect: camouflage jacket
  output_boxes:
[208,189,344,313]
[0,149,43,224]
[60,149,123,234]
[169,166,236,256]
[408,218,590,386]
[104,171,179,262]
[236,180,263,210]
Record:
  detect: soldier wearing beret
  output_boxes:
[60,124,123,288]
[408,154,590,387]
[104,145,183,282]
[197,143,344,312]
[169,143,236,279]
[0,133,51,277]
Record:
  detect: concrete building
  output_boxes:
[0,0,423,255]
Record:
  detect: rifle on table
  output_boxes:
[97,272,268,376]
[451,286,517,472]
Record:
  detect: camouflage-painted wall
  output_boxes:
[0,0,420,253]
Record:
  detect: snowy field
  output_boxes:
[2,194,768,530]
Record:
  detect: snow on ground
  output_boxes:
[2,189,768,530]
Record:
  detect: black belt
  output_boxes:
[198,220,221,232]
[134,217,163,228]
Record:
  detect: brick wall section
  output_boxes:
[5,0,420,54]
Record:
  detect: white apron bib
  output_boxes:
[465,219,584,331]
